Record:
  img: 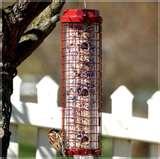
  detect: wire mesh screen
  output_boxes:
[61,20,102,156]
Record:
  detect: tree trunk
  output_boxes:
[0,0,65,157]
[0,62,16,157]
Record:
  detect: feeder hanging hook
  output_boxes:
[84,0,87,9]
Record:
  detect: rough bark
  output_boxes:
[0,0,65,157]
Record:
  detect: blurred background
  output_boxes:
[2,1,159,158]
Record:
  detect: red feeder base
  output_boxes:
[65,148,101,156]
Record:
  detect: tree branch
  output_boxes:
[14,0,65,66]
[4,0,52,38]
[2,0,51,60]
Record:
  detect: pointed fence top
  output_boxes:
[148,91,160,120]
[111,85,133,118]
[37,76,58,90]
[147,91,160,105]
[13,76,22,85]
[37,76,59,107]
[111,85,134,100]
[11,76,22,102]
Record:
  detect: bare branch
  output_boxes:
[4,0,51,38]
[2,1,51,60]
[14,0,65,66]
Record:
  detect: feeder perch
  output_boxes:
[60,9,102,156]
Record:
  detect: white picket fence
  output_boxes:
[8,76,160,158]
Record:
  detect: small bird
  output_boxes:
[48,129,65,157]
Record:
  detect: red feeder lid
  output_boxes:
[61,9,102,23]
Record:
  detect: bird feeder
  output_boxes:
[60,9,102,156]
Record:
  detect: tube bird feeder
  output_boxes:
[60,9,102,156]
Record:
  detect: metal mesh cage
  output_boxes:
[60,9,102,156]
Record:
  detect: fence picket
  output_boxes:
[112,138,132,158]
[36,128,57,159]
[8,76,21,158]
[111,86,133,158]
[148,91,160,158]
[8,124,19,159]
[150,144,160,158]
[36,76,59,158]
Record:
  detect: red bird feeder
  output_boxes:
[60,9,102,156]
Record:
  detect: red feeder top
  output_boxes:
[60,9,102,23]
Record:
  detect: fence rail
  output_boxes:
[8,76,160,158]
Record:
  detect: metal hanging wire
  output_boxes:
[84,0,87,9]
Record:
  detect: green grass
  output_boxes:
[101,136,112,158]
[19,142,35,159]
